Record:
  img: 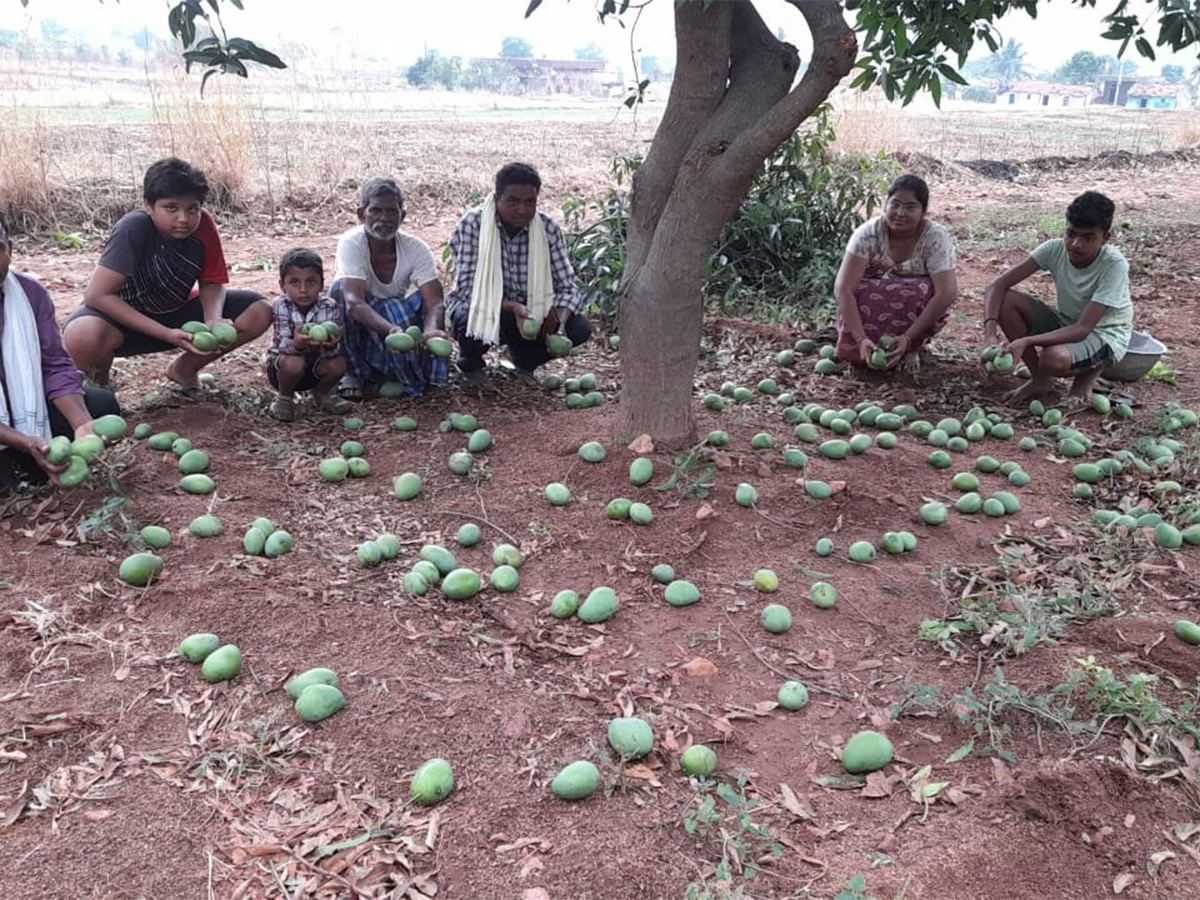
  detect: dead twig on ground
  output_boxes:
[721,608,852,700]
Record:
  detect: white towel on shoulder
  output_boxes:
[466,195,555,345]
[0,271,51,447]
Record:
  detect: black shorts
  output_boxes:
[267,353,332,391]
[64,290,266,357]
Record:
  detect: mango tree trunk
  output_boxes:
[612,0,857,447]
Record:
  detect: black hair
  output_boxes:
[887,174,929,210]
[1066,191,1114,232]
[278,247,324,281]
[358,176,407,223]
[143,157,210,205]
[495,162,541,197]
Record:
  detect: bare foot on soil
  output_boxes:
[165,354,206,395]
[1003,379,1058,406]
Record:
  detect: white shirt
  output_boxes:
[333,225,438,298]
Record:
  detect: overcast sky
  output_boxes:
[12,0,1199,74]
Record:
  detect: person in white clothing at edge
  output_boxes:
[446,162,590,384]
[329,177,448,400]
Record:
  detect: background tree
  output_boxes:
[1161,63,1185,82]
[407,49,463,90]
[1102,54,1140,76]
[1053,50,1107,84]
[575,41,607,62]
[983,38,1031,90]
[499,35,534,58]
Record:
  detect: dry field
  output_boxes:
[2,58,1200,900]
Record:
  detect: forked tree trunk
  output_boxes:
[615,0,857,447]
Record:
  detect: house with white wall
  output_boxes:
[1002,82,1094,109]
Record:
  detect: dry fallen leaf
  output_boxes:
[627,434,654,455]
[523,889,551,900]
[778,782,815,821]
[1113,873,1136,894]
[695,503,716,521]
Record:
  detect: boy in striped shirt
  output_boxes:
[267,248,351,421]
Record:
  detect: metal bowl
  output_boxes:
[1102,331,1166,382]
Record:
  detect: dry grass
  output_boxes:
[3,56,1197,235]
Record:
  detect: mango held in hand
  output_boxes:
[841,730,894,774]
[520,317,541,340]
[869,347,888,369]
[426,336,453,358]
[191,330,220,352]
[411,758,454,806]
[72,433,105,463]
[92,414,127,442]
[179,633,220,662]
[295,684,345,722]
[201,644,241,682]
[385,331,415,353]
[680,744,718,777]
[607,716,653,760]
[552,760,600,800]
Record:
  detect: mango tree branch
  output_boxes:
[720,0,857,183]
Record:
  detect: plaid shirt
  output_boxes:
[446,209,582,322]
[269,295,343,360]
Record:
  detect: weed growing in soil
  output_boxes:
[950,660,1200,763]
[683,771,783,898]
[655,446,717,500]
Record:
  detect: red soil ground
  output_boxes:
[1,157,1199,900]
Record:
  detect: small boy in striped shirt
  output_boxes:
[267,248,351,421]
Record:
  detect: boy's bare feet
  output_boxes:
[314,391,353,415]
[166,353,204,390]
[269,395,295,422]
[1004,379,1057,406]
[1067,367,1103,402]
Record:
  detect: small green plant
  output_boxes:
[654,446,716,499]
[52,230,86,249]
[682,771,783,898]
[565,105,896,328]
[889,682,940,720]
[835,874,880,900]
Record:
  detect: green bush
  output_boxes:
[962,84,997,103]
[563,105,896,326]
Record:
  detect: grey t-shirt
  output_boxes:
[1030,240,1133,361]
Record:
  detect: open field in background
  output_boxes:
[2,58,1199,236]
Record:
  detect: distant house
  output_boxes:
[476,58,606,97]
[1125,82,1184,110]
[1096,75,1138,106]
[1002,82,1094,108]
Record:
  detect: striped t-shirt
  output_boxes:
[97,210,229,316]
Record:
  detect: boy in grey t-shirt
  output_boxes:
[983,191,1133,405]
